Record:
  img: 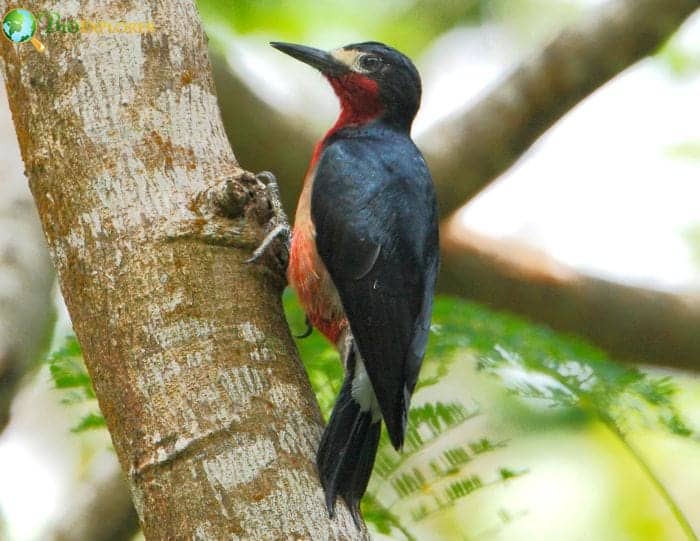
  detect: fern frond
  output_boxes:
[285,293,696,537]
[374,401,480,479]
[406,467,527,524]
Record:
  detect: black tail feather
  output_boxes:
[317,373,381,527]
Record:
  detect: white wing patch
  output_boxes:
[351,357,382,422]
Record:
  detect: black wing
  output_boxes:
[311,130,439,449]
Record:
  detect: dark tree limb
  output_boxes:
[211,51,314,217]
[440,221,700,372]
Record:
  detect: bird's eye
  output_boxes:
[358,55,381,72]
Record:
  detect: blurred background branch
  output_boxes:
[440,220,700,372]
[44,451,137,541]
[211,52,315,214]
[209,0,700,371]
[0,80,55,432]
[420,0,700,218]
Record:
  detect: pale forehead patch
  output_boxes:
[331,48,361,68]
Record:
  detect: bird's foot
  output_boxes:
[245,223,290,263]
[246,171,290,264]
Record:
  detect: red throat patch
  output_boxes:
[327,73,383,134]
[289,72,382,345]
[306,73,383,172]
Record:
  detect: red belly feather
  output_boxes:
[288,226,346,344]
[288,156,347,345]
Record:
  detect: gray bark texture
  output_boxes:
[0,0,365,538]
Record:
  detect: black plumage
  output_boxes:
[313,124,439,449]
[271,40,439,524]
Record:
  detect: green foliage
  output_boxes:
[286,292,524,538]
[374,402,481,479]
[47,293,695,539]
[442,298,694,438]
[47,335,91,394]
[45,335,104,433]
[286,292,696,539]
[71,411,107,433]
[196,0,487,57]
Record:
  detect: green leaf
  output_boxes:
[197,0,487,58]
[71,412,107,433]
[45,335,103,432]
[444,474,483,500]
[46,335,94,395]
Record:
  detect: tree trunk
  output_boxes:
[0,0,364,538]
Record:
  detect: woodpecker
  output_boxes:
[271,41,439,524]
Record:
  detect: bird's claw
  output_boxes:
[245,223,290,263]
[246,172,290,264]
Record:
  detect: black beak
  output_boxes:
[270,42,347,76]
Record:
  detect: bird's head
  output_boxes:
[271,41,421,132]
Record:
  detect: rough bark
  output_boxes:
[0,77,54,431]
[0,0,364,538]
[440,221,700,372]
[418,0,700,218]
[1,81,137,535]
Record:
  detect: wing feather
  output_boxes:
[311,131,438,448]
